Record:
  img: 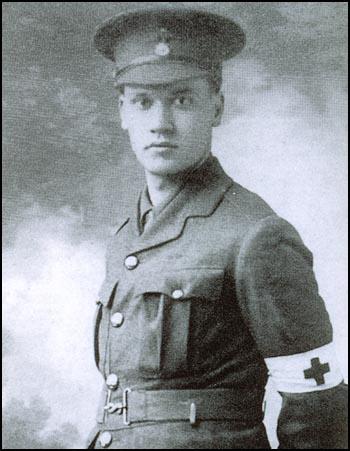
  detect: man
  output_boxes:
[88,7,347,449]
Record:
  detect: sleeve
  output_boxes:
[236,215,348,449]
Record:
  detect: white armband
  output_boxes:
[265,342,343,393]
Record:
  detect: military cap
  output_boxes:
[93,7,245,86]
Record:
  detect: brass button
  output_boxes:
[106,374,119,390]
[111,312,124,328]
[99,431,112,448]
[124,255,138,270]
[172,289,184,300]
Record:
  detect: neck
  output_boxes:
[145,171,181,207]
[145,153,211,207]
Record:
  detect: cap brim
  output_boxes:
[114,61,211,86]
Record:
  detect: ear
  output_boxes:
[118,95,128,130]
[212,93,224,128]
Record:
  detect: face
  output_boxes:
[118,78,224,176]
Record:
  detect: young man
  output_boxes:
[89,8,347,449]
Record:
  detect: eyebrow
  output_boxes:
[170,88,193,96]
[128,87,194,103]
[130,93,151,103]
[130,87,193,97]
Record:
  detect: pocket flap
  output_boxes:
[134,268,224,301]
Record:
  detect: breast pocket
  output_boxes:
[133,268,224,378]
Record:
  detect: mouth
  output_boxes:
[146,142,178,150]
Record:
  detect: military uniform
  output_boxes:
[88,8,347,449]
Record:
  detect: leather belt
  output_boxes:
[99,387,265,429]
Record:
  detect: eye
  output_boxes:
[134,97,153,110]
[173,95,192,107]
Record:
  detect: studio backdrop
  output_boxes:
[2,2,347,449]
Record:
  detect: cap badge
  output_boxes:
[154,28,171,56]
[155,42,170,56]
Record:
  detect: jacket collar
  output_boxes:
[119,155,233,253]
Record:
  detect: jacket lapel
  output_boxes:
[124,156,233,254]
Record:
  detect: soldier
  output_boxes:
[88,7,348,449]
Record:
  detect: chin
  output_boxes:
[146,163,184,176]
[140,156,191,176]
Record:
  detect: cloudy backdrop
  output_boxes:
[2,2,348,449]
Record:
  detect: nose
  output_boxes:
[150,101,175,135]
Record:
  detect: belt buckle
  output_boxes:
[103,387,131,425]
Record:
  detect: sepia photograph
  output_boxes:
[2,2,348,449]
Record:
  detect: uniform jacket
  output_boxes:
[90,156,347,449]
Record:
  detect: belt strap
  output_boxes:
[100,387,264,429]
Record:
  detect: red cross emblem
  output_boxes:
[304,357,330,385]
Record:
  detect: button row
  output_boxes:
[100,258,184,450]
